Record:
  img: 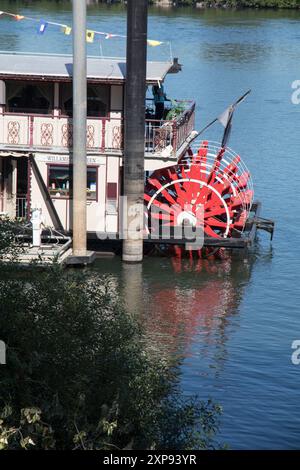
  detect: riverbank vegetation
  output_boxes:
[94,0,300,11]
[0,219,222,450]
[151,0,300,8]
[179,0,300,8]
[4,0,300,10]
[170,0,300,8]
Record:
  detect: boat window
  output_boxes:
[60,83,110,117]
[48,165,97,200]
[6,81,53,114]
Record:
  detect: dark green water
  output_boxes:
[1,1,300,449]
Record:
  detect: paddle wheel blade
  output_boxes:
[144,140,254,256]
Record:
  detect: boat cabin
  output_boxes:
[0,52,195,236]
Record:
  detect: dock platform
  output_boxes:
[2,236,72,267]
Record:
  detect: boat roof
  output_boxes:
[0,52,175,84]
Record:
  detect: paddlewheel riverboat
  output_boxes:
[0,51,273,257]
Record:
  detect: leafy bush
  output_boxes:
[165,100,186,121]
[0,217,23,262]
[0,264,222,450]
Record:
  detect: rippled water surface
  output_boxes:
[1,1,300,449]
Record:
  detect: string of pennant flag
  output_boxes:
[0,10,164,47]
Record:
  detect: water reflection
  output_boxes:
[140,254,254,371]
[122,262,144,316]
[100,249,273,383]
[96,253,258,389]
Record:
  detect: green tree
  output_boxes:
[0,221,222,449]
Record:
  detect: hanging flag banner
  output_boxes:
[0,10,165,50]
[63,25,72,36]
[86,30,95,43]
[147,40,163,47]
[105,33,116,40]
[38,20,48,35]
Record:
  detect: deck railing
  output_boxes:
[0,113,123,152]
[145,120,174,154]
[174,101,196,151]
[145,100,195,156]
[0,100,195,157]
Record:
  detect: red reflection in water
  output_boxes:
[143,254,251,357]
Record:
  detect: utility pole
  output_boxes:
[68,0,95,265]
[122,0,148,263]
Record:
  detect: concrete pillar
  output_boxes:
[72,0,87,257]
[122,0,148,263]
[67,0,95,265]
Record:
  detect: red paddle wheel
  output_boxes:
[144,140,254,258]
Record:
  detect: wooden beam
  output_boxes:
[29,154,64,232]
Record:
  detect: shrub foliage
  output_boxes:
[0,221,222,450]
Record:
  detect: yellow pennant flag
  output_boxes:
[62,25,72,36]
[86,30,95,43]
[147,40,163,47]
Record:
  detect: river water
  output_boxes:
[1,1,300,449]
